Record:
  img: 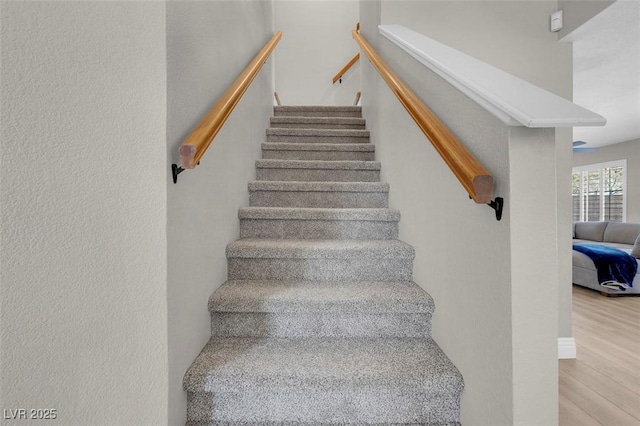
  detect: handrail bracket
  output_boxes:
[470,195,504,220]
[488,197,504,221]
[172,164,184,184]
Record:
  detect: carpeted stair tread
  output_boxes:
[209,280,434,314]
[183,337,463,394]
[248,180,389,192]
[249,181,389,208]
[274,105,362,118]
[261,143,375,161]
[255,159,381,182]
[226,239,414,259]
[238,207,400,221]
[267,128,370,138]
[255,159,381,170]
[239,207,399,239]
[266,129,369,144]
[270,116,366,129]
[274,105,362,112]
[262,142,374,152]
[186,422,460,426]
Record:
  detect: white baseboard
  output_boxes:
[558,337,577,359]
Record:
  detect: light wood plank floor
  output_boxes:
[560,286,640,426]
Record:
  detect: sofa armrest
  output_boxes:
[631,234,640,259]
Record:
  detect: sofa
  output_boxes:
[573,221,640,295]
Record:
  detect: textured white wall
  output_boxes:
[381,0,574,344]
[0,2,168,425]
[508,126,559,425]
[382,0,572,96]
[556,127,574,339]
[166,2,274,424]
[573,138,640,222]
[274,0,360,105]
[360,1,563,424]
[557,0,614,39]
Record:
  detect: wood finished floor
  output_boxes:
[560,285,640,426]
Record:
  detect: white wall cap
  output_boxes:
[379,24,607,128]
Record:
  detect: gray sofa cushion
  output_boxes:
[632,234,640,259]
[574,221,609,242]
[603,222,640,245]
[572,221,640,294]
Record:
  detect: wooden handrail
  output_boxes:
[352,28,494,205]
[332,53,360,84]
[178,31,282,171]
[353,91,361,106]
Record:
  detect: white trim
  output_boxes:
[572,159,627,222]
[378,24,607,129]
[572,159,627,173]
[558,337,577,359]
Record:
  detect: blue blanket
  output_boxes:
[573,244,638,290]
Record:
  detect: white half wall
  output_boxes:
[274,0,360,105]
[380,1,574,347]
[166,1,274,424]
[508,126,559,425]
[557,127,574,340]
[360,1,565,424]
[1,2,168,424]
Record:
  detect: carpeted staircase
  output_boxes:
[183,105,464,425]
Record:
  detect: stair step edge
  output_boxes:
[256,159,381,170]
[208,280,434,313]
[183,337,463,394]
[186,422,460,426]
[267,128,370,137]
[274,105,362,111]
[262,143,375,152]
[248,181,389,192]
[271,116,365,124]
[238,207,400,221]
[226,239,415,259]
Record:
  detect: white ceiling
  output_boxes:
[564,0,640,148]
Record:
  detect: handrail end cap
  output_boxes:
[179,144,198,169]
[471,175,494,204]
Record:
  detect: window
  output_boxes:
[572,160,626,222]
